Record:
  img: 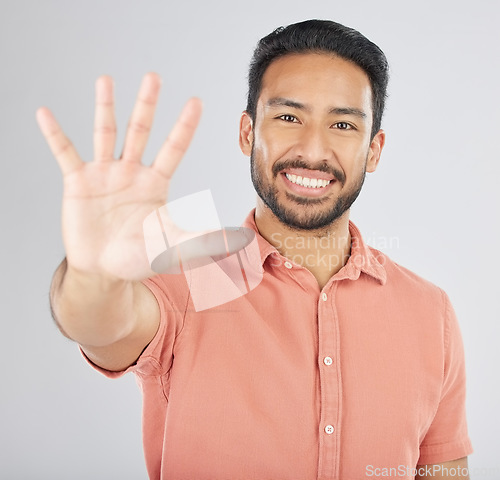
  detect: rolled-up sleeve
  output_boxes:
[418,291,473,465]
[79,274,188,380]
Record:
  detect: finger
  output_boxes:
[36,107,83,175]
[94,75,117,162]
[152,97,202,179]
[120,72,162,163]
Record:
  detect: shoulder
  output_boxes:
[144,272,191,308]
[368,245,447,304]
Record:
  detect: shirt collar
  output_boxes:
[241,209,387,285]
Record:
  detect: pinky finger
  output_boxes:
[36,107,83,175]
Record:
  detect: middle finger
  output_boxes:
[120,72,162,163]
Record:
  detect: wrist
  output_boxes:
[64,262,130,291]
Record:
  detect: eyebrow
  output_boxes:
[266,97,367,119]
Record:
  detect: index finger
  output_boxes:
[36,107,83,175]
[152,97,202,179]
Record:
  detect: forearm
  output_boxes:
[50,258,137,347]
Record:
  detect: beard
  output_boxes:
[250,149,367,231]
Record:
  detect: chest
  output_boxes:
[160,280,444,479]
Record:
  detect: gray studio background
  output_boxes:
[1,0,499,478]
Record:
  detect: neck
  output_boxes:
[254,199,351,289]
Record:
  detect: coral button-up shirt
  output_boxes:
[84,209,472,479]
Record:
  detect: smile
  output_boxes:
[285,173,331,188]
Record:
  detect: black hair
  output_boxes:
[246,19,389,139]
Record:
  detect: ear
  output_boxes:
[366,129,386,173]
[239,111,254,157]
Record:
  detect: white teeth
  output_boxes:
[285,173,331,188]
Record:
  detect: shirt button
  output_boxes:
[323,356,333,366]
[284,261,293,269]
[324,425,335,435]
[321,292,327,301]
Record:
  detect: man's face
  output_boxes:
[239,52,385,231]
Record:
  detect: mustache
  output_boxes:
[272,159,346,186]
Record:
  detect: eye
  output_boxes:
[278,114,298,123]
[333,122,353,130]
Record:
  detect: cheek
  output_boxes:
[253,131,279,168]
[337,143,371,180]
[257,128,298,165]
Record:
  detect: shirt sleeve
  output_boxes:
[418,290,473,465]
[79,274,188,379]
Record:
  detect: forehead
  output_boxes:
[259,52,372,112]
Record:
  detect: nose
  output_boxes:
[293,124,334,163]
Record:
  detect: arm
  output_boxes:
[38,73,202,371]
[50,258,160,371]
[417,292,473,475]
[416,457,469,479]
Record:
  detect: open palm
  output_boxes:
[37,73,202,281]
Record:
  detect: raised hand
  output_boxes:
[37,73,202,281]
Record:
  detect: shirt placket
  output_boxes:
[317,281,342,480]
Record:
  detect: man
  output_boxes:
[37,20,472,480]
